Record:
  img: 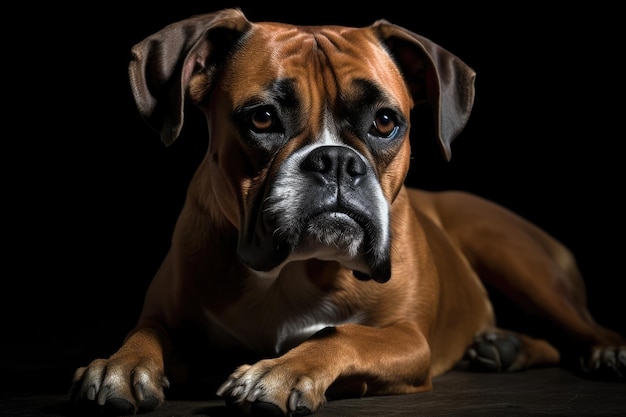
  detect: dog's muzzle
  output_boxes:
[237,145,392,283]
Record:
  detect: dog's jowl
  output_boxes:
[69,8,625,417]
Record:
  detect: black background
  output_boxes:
[6,1,625,358]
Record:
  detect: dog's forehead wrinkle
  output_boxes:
[239,27,392,141]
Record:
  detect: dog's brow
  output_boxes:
[268,78,299,106]
[236,78,299,111]
[344,78,388,107]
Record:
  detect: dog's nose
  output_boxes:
[301,146,366,184]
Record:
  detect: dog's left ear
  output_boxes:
[372,21,476,160]
[129,8,252,146]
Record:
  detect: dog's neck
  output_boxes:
[203,260,366,355]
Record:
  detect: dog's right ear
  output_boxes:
[129,8,251,146]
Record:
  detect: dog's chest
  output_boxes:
[203,262,361,355]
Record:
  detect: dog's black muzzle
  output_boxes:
[238,145,392,283]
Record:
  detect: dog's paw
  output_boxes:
[217,360,326,416]
[68,356,169,415]
[455,333,521,373]
[579,345,626,381]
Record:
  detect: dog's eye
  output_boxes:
[250,107,277,132]
[235,103,288,150]
[370,110,400,139]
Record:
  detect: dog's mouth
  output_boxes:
[239,206,391,283]
[238,191,391,282]
[301,211,364,255]
[296,210,392,282]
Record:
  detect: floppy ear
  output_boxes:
[128,8,251,146]
[372,21,476,160]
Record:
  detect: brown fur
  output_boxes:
[70,8,625,417]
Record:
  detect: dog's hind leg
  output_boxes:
[456,327,625,381]
[454,330,560,373]
[413,190,626,380]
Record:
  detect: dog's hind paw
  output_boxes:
[579,345,626,381]
[455,333,521,373]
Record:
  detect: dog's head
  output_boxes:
[129,8,475,283]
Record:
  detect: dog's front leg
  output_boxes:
[69,322,170,414]
[217,322,431,416]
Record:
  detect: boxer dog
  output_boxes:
[70,8,625,416]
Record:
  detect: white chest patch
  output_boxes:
[203,263,363,355]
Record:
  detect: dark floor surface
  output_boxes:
[3,367,625,417]
[2,321,624,417]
